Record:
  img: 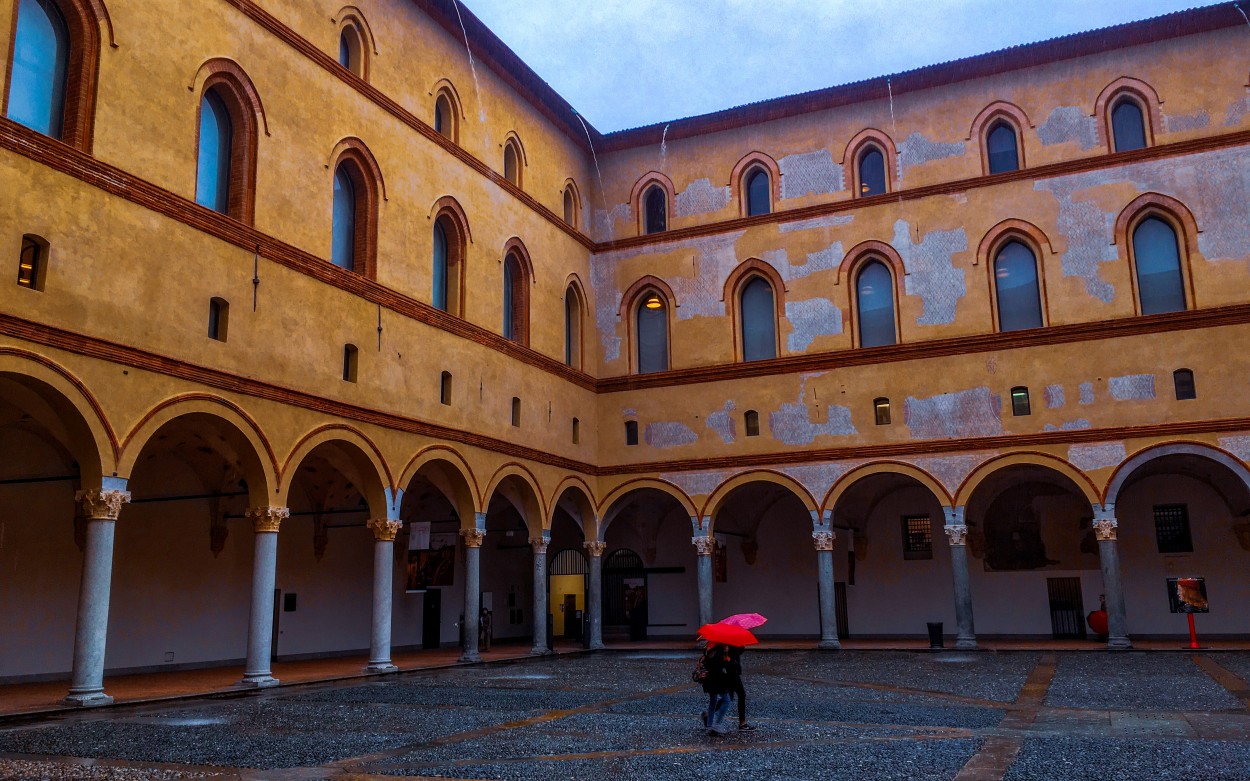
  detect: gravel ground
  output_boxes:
[1003,737,1250,780]
[0,759,229,780]
[1207,652,1250,683]
[1045,653,1241,710]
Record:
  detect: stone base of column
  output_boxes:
[1106,636,1133,650]
[459,651,481,663]
[588,641,605,651]
[366,662,398,673]
[817,638,841,651]
[238,674,280,689]
[529,645,550,656]
[63,690,114,707]
[955,637,978,650]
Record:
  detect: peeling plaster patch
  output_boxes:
[662,470,725,499]
[1037,105,1099,149]
[768,374,855,446]
[779,462,860,507]
[910,453,996,495]
[895,221,968,326]
[645,421,698,449]
[1165,110,1210,133]
[1035,178,1117,302]
[706,401,737,444]
[593,203,631,242]
[1068,442,1127,471]
[1079,382,1095,405]
[622,408,637,417]
[898,132,965,173]
[779,150,843,199]
[1044,384,1066,409]
[1044,419,1092,432]
[779,214,854,233]
[786,298,843,352]
[675,178,731,217]
[1225,97,1250,126]
[1109,374,1156,401]
[1218,435,1250,462]
[783,241,843,284]
[905,387,1003,440]
[761,248,788,268]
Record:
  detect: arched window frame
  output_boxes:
[724,259,785,362]
[839,241,905,349]
[968,102,1030,176]
[563,275,587,370]
[333,7,376,81]
[561,179,582,228]
[192,60,265,224]
[620,275,676,374]
[501,132,526,189]
[1094,78,1162,153]
[976,220,1053,333]
[431,80,463,144]
[2,0,106,152]
[1114,193,1199,316]
[730,152,780,218]
[843,129,897,198]
[429,195,472,318]
[327,138,384,278]
[630,172,674,236]
[501,237,533,346]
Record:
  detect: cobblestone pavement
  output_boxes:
[2,651,1250,780]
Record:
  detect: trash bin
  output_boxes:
[926,622,944,649]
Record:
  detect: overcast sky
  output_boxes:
[458,0,1223,133]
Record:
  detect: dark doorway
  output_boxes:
[1047,577,1086,639]
[604,549,647,641]
[423,589,442,649]
[562,594,580,640]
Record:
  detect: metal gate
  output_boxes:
[603,548,645,629]
[1046,577,1086,639]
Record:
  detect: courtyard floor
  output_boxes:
[2,650,1250,780]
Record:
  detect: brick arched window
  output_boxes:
[855,259,898,347]
[433,84,461,143]
[564,279,585,369]
[193,62,263,223]
[501,240,532,345]
[431,198,470,317]
[328,140,382,278]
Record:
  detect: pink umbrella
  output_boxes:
[718,613,767,629]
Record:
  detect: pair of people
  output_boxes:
[699,643,754,735]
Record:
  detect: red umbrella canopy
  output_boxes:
[698,622,759,647]
[718,613,767,629]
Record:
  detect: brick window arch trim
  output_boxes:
[968,101,1031,176]
[1094,77,1163,151]
[501,236,533,346]
[191,58,267,225]
[977,219,1054,332]
[1115,192,1200,315]
[730,151,781,216]
[629,171,675,235]
[328,137,385,279]
[724,258,786,362]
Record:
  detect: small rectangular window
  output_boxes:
[440,372,452,405]
[511,397,521,427]
[874,397,891,426]
[1011,387,1031,416]
[17,236,44,290]
[208,298,229,341]
[625,420,639,446]
[342,344,358,382]
[572,417,580,444]
[901,514,933,560]
[1173,369,1196,401]
[1153,504,1193,553]
[744,410,760,437]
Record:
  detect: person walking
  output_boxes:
[699,643,735,736]
[727,645,755,731]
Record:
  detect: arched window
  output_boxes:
[564,284,582,369]
[644,185,667,234]
[1111,97,1147,152]
[331,163,357,270]
[432,220,449,310]
[986,121,1020,174]
[858,146,887,196]
[502,251,528,344]
[1132,217,1186,314]
[856,260,896,347]
[993,241,1044,332]
[739,276,777,361]
[434,92,456,142]
[431,213,465,316]
[745,168,771,216]
[563,185,578,226]
[503,140,521,187]
[8,0,68,137]
[339,23,365,78]
[635,289,669,373]
[196,89,233,214]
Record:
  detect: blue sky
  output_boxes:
[459,0,1224,133]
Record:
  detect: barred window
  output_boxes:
[901,515,933,560]
[1153,504,1193,554]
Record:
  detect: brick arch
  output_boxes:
[839,240,905,348]
[977,219,1054,331]
[723,258,786,362]
[561,178,583,227]
[730,151,781,216]
[501,237,533,345]
[334,6,376,80]
[953,452,1100,509]
[701,470,818,531]
[1102,441,1250,507]
[278,424,393,518]
[430,195,472,316]
[549,476,597,535]
[398,444,481,527]
[329,137,385,278]
[191,58,268,224]
[597,478,698,540]
[563,273,590,370]
[823,461,951,516]
[630,171,675,234]
[1114,192,1200,314]
[1095,77,1164,150]
[430,79,463,143]
[483,462,546,536]
[842,128,898,195]
[969,101,1031,174]
[118,393,278,507]
[620,275,676,373]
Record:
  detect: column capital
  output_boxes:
[245,506,289,533]
[692,535,716,556]
[1094,518,1118,541]
[943,524,969,546]
[812,530,836,551]
[583,540,606,557]
[530,537,550,554]
[76,489,130,521]
[460,527,486,548]
[367,518,402,542]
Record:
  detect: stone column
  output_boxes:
[584,540,606,649]
[1094,505,1132,649]
[692,535,715,628]
[240,506,288,688]
[943,507,977,650]
[64,486,130,707]
[459,523,486,662]
[530,533,550,655]
[366,518,402,672]
[813,530,840,650]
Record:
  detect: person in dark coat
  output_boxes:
[727,645,754,731]
[700,643,734,736]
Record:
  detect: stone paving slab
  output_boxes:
[758,651,1039,702]
[1003,737,1250,780]
[1045,653,1241,710]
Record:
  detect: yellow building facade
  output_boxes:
[3,0,1250,705]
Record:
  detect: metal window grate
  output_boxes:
[901,514,933,560]
[1153,504,1193,553]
